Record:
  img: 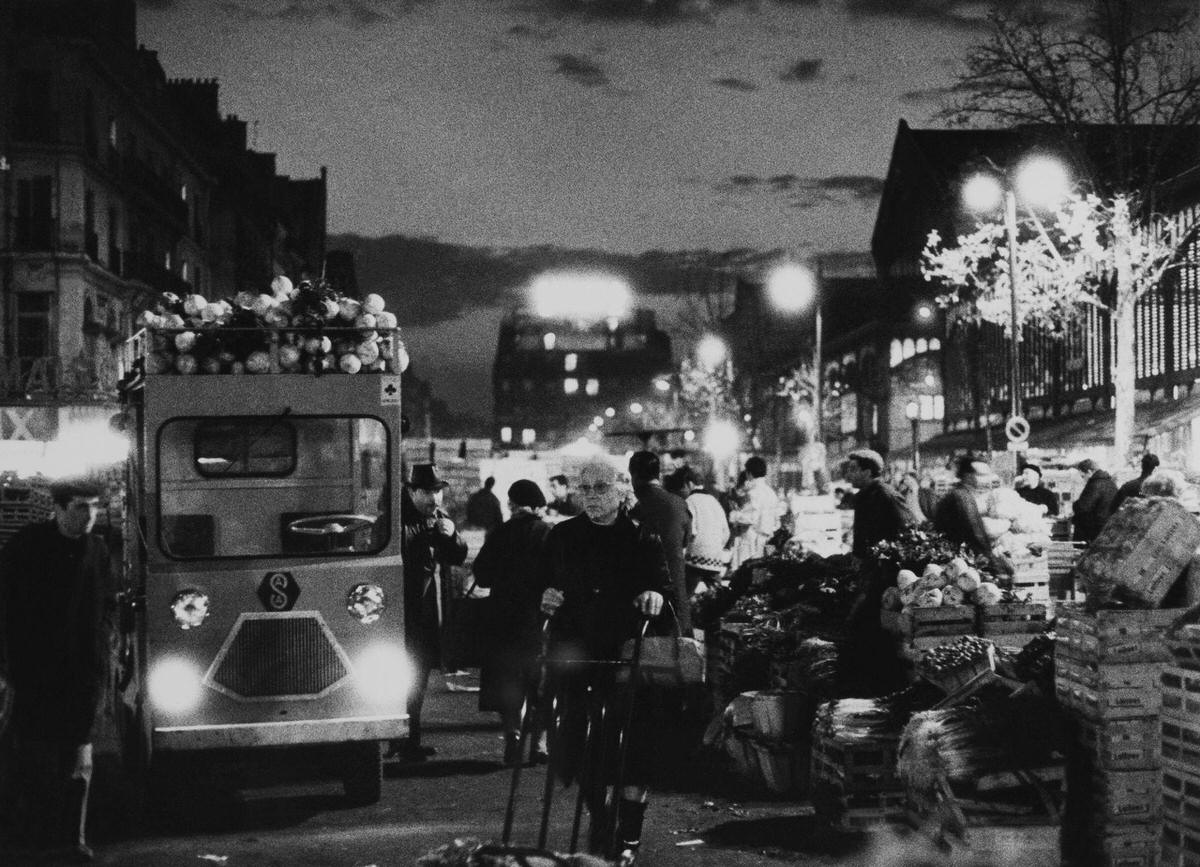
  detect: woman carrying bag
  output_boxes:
[538,458,671,867]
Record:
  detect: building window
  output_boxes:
[180,182,188,202]
[543,332,556,351]
[916,338,928,354]
[521,428,536,445]
[929,338,942,352]
[902,338,915,360]
[500,426,513,443]
[14,69,53,142]
[934,395,945,419]
[108,118,118,148]
[16,176,54,251]
[181,261,189,283]
[564,353,577,372]
[84,190,97,260]
[890,339,902,368]
[563,378,579,395]
[15,293,52,361]
[164,249,172,272]
[585,378,599,396]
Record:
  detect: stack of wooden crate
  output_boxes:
[977,602,1052,649]
[1057,603,1181,867]
[810,700,905,828]
[1011,551,1053,602]
[1161,624,1200,865]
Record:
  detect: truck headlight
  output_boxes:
[148,658,203,714]
[347,583,386,624]
[171,589,210,630]
[354,643,411,705]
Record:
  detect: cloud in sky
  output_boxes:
[720,173,885,210]
[213,0,405,26]
[713,76,758,92]
[552,53,610,87]
[780,58,823,82]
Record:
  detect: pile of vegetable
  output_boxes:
[134,277,408,376]
[917,635,995,684]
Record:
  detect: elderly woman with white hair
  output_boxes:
[539,457,670,866]
[1140,468,1189,501]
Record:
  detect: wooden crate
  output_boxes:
[1056,603,1182,663]
[1054,653,1163,720]
[881,605,976,639]
[1163,819,1200,867]
[978,602,1051,641]
[1075,717,1161,771]
[811,734,900,793]
[1162,666,1200,722]
[1086,768,1163,823]
[1163,712,1200,777]
[1170,625,1200,673]
[1087,824,1163,867]
[1163,763,1200,833]
[1075,497,1200,608]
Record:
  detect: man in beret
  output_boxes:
[392,463,467,762]
[842,449,916,558]
[1016,464,1059,516]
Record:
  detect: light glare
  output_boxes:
[530,272,631,321]
[963,174,1004,213]
[696,335,727,369]
[766,263,815,313]
[149,658,203,714]
[705,420,740,458]
[1015,156,1071,210]
[354,643,411,705]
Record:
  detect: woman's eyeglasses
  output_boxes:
[577,482,613,494]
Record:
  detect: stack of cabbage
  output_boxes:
[881,556,1007,612]
[135,276,408,376]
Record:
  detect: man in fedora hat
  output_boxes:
[392,463,467,762]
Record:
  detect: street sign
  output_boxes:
[1006,440,1029,452]
[1005,415,1030,443]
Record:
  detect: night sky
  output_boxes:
[137,0,1079,415]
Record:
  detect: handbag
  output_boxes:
[441,581,491,671]
[618,605,706,687]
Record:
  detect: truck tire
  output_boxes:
[342,741,383,805]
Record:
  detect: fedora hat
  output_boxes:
[409,463,449,491]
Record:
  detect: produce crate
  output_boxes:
[1056,603,1182,663]
[1170,624,1200,673]
[1163,763,1200,833]
[1074,497,1200,608]
[1011,553,1052,602]
[1163,820,1200,867]
[1054,653,1163,720]
[1162,666,1200,722]
[1074,717,1161,771]
[810,735,900,793]
[977,602,1051,646]
[881,605,976,640]
[1088,824,1163,867]
[1086,768,1163,823]
[1162,712,1200,776]
[811,777,905,828]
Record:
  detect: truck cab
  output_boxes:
[114,331,408,805]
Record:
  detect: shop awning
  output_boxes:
[919,391,1200,457]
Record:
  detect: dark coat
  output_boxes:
[472,510,552,713]
[1018,484,1060,516]
[851,478,916,558]
[1072,470,1118,543]
[537,513,672,789]
[630,482,693,633]
[465,488,504,534]
[1112,475,1148,514]
[401,491,468,669]
[933,485,1013,575]
[1,521,113,744]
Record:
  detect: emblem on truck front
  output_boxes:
[258,571,300,611]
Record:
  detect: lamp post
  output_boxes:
[963,156,1070,428]
[906,401,921,471]
[766,261,822,445]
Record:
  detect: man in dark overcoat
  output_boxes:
[394,463,467,762]
[1,479,113,862]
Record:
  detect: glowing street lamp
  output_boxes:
[766,260,822,444]
[964,155,1070,422]
[696,334,728,370]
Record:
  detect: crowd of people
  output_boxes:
[3,448,1194,864]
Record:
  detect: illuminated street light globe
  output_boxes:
[705,419,740,458]
[766,262,815,313]
[1015,156,1071,210]
[629,402,644,415]
[962,173,1004,212]
[653,377,671,392]
[696,334,727,369]
[604,406,616,418]
[916,304,934,321]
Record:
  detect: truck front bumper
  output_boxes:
[154,714,408,750]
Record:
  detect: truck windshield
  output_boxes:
[158,415,390,559]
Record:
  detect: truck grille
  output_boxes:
[205,612,351,700]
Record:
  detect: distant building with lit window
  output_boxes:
[492,308,673,449]
[0,0,325,474]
